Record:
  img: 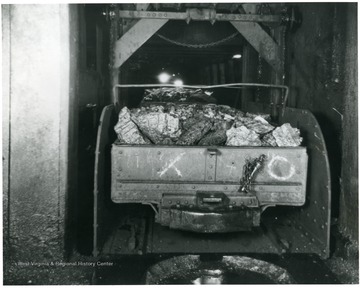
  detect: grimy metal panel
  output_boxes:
[279,107,331,258]
[111,145,308,207]
[112,146,207,181]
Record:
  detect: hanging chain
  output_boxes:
[239,154,266,193]
[255,54,263,102]
[156,31,240,49]
[281,24,287,85]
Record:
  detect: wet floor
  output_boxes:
[94,253,341,284]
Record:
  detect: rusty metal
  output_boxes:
[116,9,282,23]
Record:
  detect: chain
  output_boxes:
[255,53,263,102]
[281,24,287,85]
[156,31,239,49]
[239,154,266,193]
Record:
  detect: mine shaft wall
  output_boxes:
[286,3,358,243]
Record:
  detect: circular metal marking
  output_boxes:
[267,156,295,181]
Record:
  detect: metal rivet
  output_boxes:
[156,185,160,188]
[322,206,326,210]
[229,205,233,209]
[176,205,180,208]
[185,201,188,204]
[189,205,193,208]
[240,201,244,205]
[311,238,315,242]
[259,187,263,191]
[177,201,180,204]
[296,247,299,251]
[321,225,325,229]
[168,200,172,204]
[208,176,212,180]
[305,232,309,236]
[192,186,196,189]
[296,170,301,175]
[209,165,213,169]
[323,249,327,253]
[232,201,236,205]
[119,151,123,154]
[313,219,317,223]
[314,200,317,205]
[306,213,310,217]
[224,186,228,190]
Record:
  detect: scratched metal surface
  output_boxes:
[111,145,308,206]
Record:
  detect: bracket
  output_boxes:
[113,18,168,69]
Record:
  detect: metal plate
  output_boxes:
[111,146,307,207]
[280,108,331,258]
[162,208,261,233]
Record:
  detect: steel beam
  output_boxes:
[117,9,281,23]
[113,18,168,68]
[231,21,282,73]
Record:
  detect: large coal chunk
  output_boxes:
[198,129,227,146]
[261,133,278,147]
[235,116,274,135]
[272,123,302,147]
[131,112,182,144]
[177,119,213,145]
[226,126,262,146]
[114,107,149,144]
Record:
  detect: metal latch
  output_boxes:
[197,192,229,210]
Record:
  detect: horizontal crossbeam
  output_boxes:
[117,9,281,23]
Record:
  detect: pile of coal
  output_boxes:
[143,87,216,103]
[114,103,302,147]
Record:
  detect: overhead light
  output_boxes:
[232,54,242,59]
[174,79,183,87]
[158,72,171,83]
